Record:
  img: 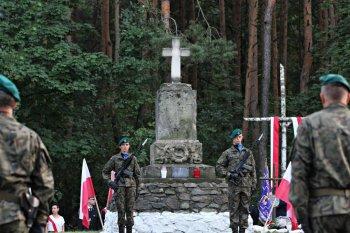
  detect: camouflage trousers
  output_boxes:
[311,214,350,233]
[115,186,136,227]
[0,220,28,233]
[228,186,251,233]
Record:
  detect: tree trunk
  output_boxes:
[232,0,242,93]
[179,0,186,31]
[161,0,171,32]
[243,0,259,140]
[261,0,276,174]
[219,0,226,39]
[189,0,196,24]
[300,0,313,92]
[272,11,280,115]
[114,0,120,62]
[102,0,112,58]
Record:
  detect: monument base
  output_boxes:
[135,178,228,212]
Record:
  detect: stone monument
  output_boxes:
[136,37,228,213]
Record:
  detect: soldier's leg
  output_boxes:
[228,186,240,233]
[116,187,126,233]
[0,220,28,233]
[125,186,136,233]
[311,214,350,233]
[238,188,251,233]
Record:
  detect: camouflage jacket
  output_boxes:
[0,115,54,225]
[216,145,257,188]
[289,103,350,217]
[102,153,141,188]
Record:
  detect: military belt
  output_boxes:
[311,188,350,198]
[0,190,20,203]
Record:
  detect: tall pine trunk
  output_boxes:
[232,0,242,93]
[243,0,259,140]
[272,11,280,115]
[161,0,171,32]
[114,0,120,62]
[102,0,112,58]
[300,0,313,92]
[261,0,276,174]
[219,0,226,39]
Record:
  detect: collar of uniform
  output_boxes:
[0,112,16,121]
[325,102,348,110]
[116,152,132,160]
[231,145,246,152]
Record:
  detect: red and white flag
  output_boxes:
[275,163,298,229]
[79,159,96,229]
[275,116,302,230]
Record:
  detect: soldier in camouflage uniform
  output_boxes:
[216,129,257,233]
[0,75,54,233]
[289,74,350,233]
[102,136,141,233]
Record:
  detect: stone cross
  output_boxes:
[162,37,190,83]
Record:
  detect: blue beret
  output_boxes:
[0,74,20,102]
[229,128,242,139]
[320,74,350,92]
[117,136,129,146]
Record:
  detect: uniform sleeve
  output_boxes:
[216,151,229,178]
[31,135,55,225]
[133,157,141,187]
[249,150,257,187]
[102,157,115,181]
[289,121,313,220]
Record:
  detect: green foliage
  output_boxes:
[1,0,349,229]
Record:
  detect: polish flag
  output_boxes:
[275,116,302,230]
[275,163,298,229]
[79,159,96,229]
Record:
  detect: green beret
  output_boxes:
[320,74,350,92]
[229,128,242,139]
[117,136,129,146]
[0,74,20,102]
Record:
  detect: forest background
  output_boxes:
[0,0,349,229]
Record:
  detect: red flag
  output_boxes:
[271,116,280,183]
[275,163,298,230]
[79,159,96,229]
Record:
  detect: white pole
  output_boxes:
[280,64,287,174]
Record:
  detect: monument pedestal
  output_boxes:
[136,178,228,212]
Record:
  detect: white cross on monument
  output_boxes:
[162,37,190,83]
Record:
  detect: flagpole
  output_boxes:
[94,195,104,228]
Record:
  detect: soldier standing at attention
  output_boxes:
[102,136,141,233]
[0,74,54,233]
[290,74,350,233]
[216,129,257,233]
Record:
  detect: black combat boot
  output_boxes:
[126,225,133,233]
[118,225,125,233]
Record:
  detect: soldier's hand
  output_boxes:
[108,180,118,191]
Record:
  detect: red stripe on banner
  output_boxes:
[82,177,95,229]
[273,116,280,183]
[47,216,58,232]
